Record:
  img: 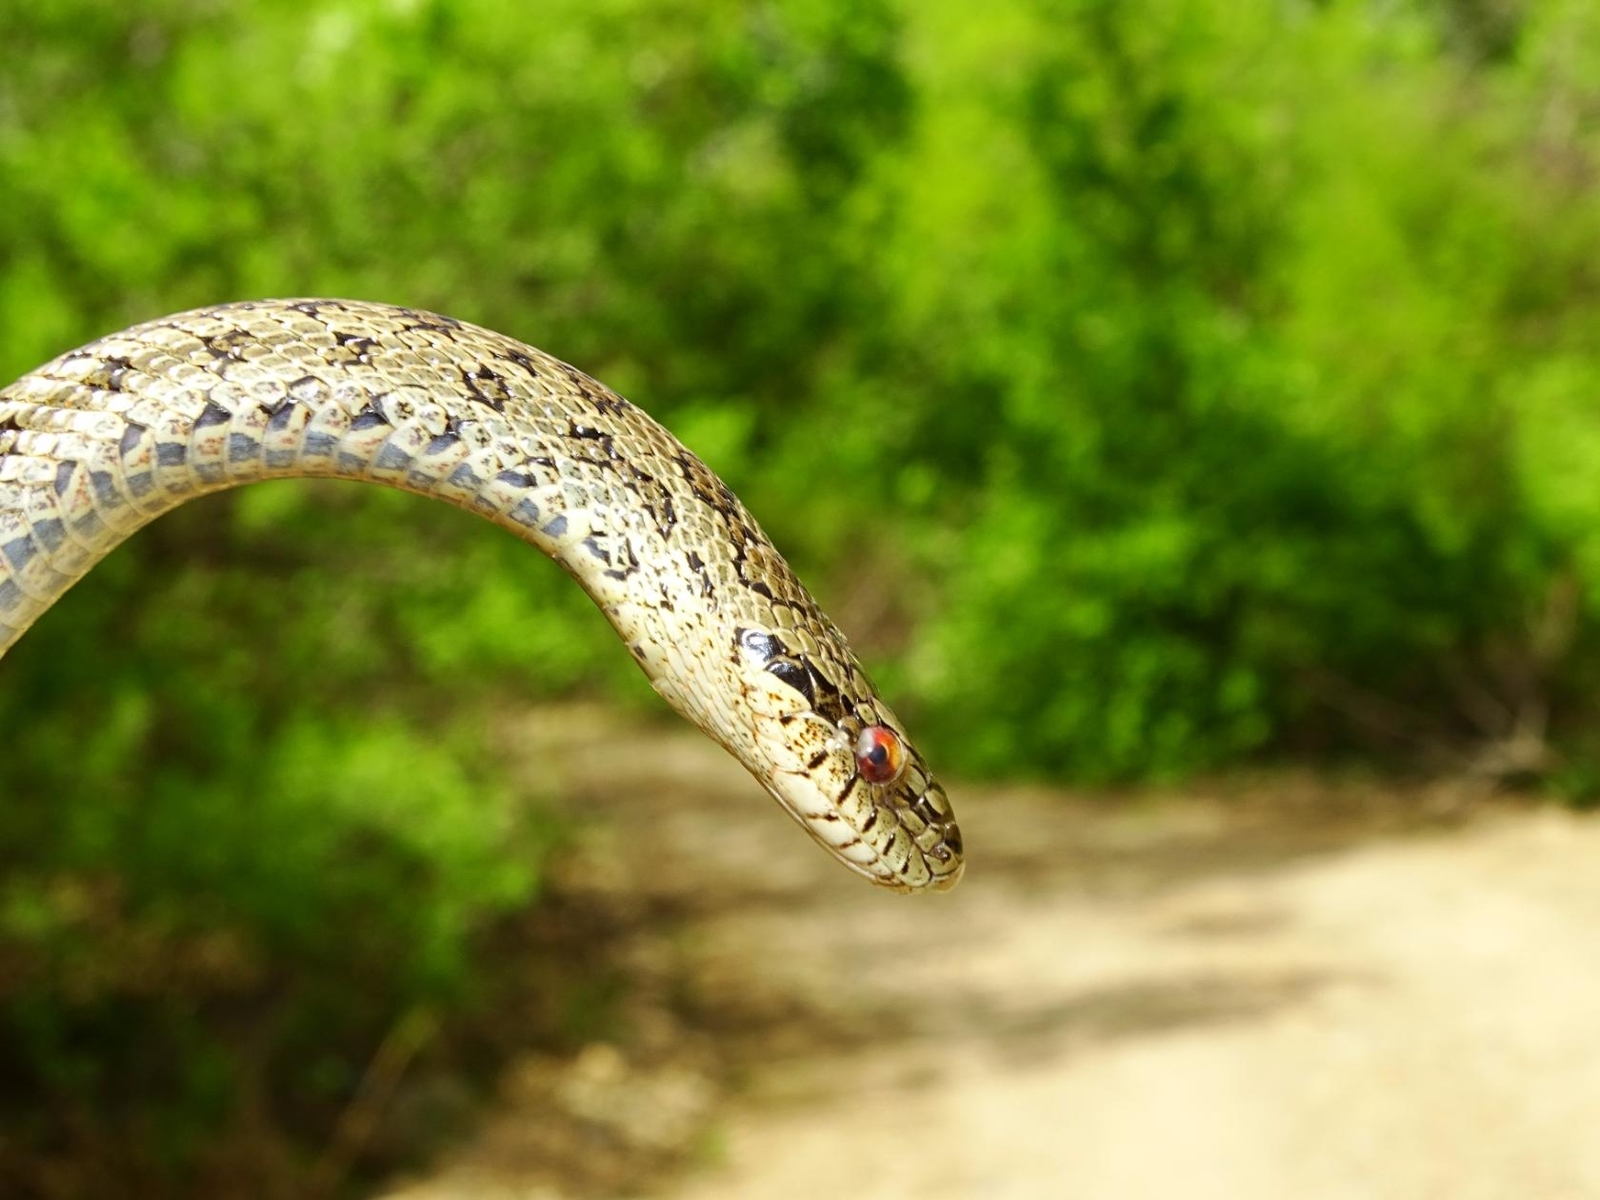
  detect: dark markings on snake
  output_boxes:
[836,774,862,806]
[497,469,536,489]
[653,490,677,541]
[501,348,543,381]
[374,443,412,472]
[0,579,23,614]
[400,311,464,334]
[806,749,831,771]
[558,363,610,406]
[567,423,628,472]
[425,433,460,455]
[587,532,639,580]
[603,549,639,580]
[2,537,34,573]
[540,513,568,539]
[198,332,247,364]
[680,549,713,599]
[90,471,121,508]
[31,518,65,554]
[118,423,146,456]
[766,658,815,706]
[303,431,336,458]
[349,405,389,432]
[103,355,135,390]
[799,666,847,727]
[155,442,185,468]
[194,401,231,430]
[672,451,747,527]
[943,826,963,855]
[447,463,481,491]
[70,507,105,540]
[332,331,378,363]
[267,403,300,433]
[460,365,509,412]
[723,514,800,610]
[511,498,541,527]
[738,627,780,663]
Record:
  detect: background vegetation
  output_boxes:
[5,0,1600,1192]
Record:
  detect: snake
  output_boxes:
[0,299,962,892]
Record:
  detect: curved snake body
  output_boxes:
[0,300,962,891]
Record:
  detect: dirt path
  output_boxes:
[386,713,1600,1200]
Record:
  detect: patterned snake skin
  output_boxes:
[0,300,962,892]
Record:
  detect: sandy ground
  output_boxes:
[384,712,1600,1200]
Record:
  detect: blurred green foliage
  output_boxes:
[7,0,1600,1190]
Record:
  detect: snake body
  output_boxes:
[0,300,961,891]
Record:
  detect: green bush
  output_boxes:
[863,0,1600,780]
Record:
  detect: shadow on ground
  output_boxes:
[379,707,1600,1200]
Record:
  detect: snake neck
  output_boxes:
[0,301,709,669]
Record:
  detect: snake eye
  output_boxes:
[854,724,906,785]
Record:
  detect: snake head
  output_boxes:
[728,626,964,893]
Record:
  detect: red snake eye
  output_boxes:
[854,724,906,784]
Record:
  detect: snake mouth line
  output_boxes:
[765,779,962,893]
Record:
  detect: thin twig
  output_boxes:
[309,1005,439,1197]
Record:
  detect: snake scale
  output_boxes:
[0,300,962,892]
